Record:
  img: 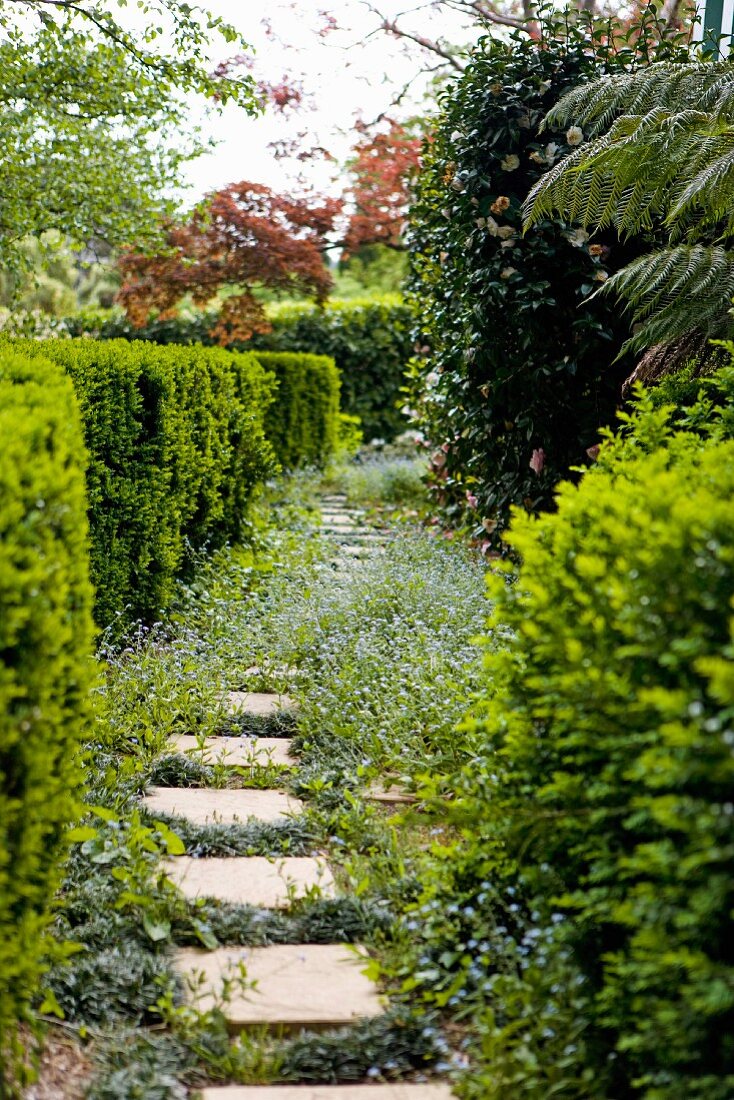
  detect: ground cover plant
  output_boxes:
[0,351,95,1091]
[406,7,690,540]
[31,467,487,1096]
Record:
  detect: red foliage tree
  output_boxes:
[343,119,424,255]
[117,181,342,343]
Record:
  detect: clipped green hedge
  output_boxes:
[254,351,340,469]
[0,351,95,1083]
[4,338,277,625]
[250,298,411,441]
[64,296,413,441]
[409,392,734,1098]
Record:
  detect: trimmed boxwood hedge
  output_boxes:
[254,351,340,470]
[0,350,95,1084]
[64,295,412,440]
[4,338,278,625]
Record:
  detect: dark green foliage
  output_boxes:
[253,351,341,469]
[0,351,95,1082]
[65,296,413,440]
[412,394,734,1098]
[406,10,689,539]
[148,812,319,857]
[278,1007,445,1083]
[250,299,412,441]
[3,338,277,625]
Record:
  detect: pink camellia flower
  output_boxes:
[431,450,447,469]
[466,491,479,509]
[586,444,601,461]
[529,447,546,475]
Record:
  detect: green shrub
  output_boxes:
[0,350,95,1085]
[406,394,734,1098]
[406,9,690,540]
[64,295,413,441]
[250,297,412,441]
[4,338,277,625]
[253,351,340,469]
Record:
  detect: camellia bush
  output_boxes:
[406,8,689,540]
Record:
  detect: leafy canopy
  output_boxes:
[524,60,734,354]
[0,1,260,269]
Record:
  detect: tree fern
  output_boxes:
[523,60,734,355]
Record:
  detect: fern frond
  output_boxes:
[600,245,734,354]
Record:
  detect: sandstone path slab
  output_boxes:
[166,856,334,908]
[227,692,296,716]
[176,944,382,1028]
[199,1086,456,1099]
[171,735,295,768]
[143,787,302,825]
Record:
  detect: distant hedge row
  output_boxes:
[64,296,412,441]
[0,350,95,1084]
[3,338,340,625]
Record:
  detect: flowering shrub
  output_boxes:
[406,10,689,540]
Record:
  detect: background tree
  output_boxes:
[0,1,260,273]
[118,182,343,343]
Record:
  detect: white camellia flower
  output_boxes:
[475,217,486,228]
[566,228,589,248]
[500,267,517,279]
[545,142,559,162]
[501,153,520,171]
[566,126,584,146]
[451,130,462,143]
[497,225,515,240]
[539,80,551,94]
[426,372,440,387]
[486,216,500,237]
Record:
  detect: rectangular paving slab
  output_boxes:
[166,856,334,908]
[226,692,296,716]
[176,944,382,1028]
[171,735,295,768]
[143,787,302,825]
[199,1086,455,1099]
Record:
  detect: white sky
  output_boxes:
[181,1,472,200]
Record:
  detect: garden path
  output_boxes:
[149,494,454,1099]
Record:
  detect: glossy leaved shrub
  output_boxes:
[406,10,689,540]
[4,338,277,625]
[0,351,95,1084]
[406,393,734,1098]
[253,351,341,470]
[64,295,413,441]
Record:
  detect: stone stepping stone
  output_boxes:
[199,1085,455,1099]
[365,785,417,806]
[166,856,334,908]
[171,735,295,768]
[321,516,358,528]
[226,692,296,716]
[143,787,302,825]
[176,944,382,1028]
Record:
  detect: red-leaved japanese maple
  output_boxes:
[117,181,342,343]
